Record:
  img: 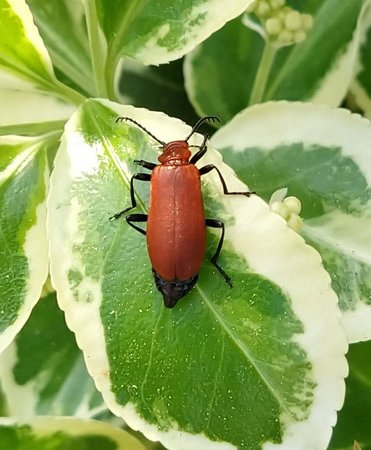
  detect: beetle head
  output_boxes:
[158,140,191,165]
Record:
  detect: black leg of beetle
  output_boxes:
[109,172,151,220]
[189,134,208,165]
[199,165,255,197]
[205,218,232,288]
[126,213,148,236]
[134,159,157,171]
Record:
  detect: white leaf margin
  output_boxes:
[8,0,54,71]
[0,416,146,450]
[0,90,74,126]
[0,136,49,353]
[1,0,55,87]
[47,99,348,450]
[351,82,371,120]
[211,101,371,344]
[183,1,371,119]
[0,342,107,421]
[133,0,255,65]
[308,0,371,107]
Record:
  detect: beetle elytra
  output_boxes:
[111,116,254,308]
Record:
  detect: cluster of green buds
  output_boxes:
[246,0,313,47]
[269,189,303,233]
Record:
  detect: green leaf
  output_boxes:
[0,134,52,353]
[184,0,368,124]
[329,341,371,450]
[118,59,199,126]
[47,99,347,450]
[95,0,255,66]
[0,0,54,88]
[88,0,254,98]
[0,89,73,131]
[265,0,368,102]
[0,291,106,419]
[350,5,371,120]
[0,0,85,104]
[184,15,261,123]
[0,417,147,450]
[212,101,371,343]
[26,0,95,97]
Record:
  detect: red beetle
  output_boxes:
[111,116,254,308]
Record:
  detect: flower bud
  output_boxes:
[284,10,302,31]
[302,13,313,30]
[270,0,285,9]
[256,1,271,17]
[287,213,304,232]
[270,201,290,220]
[277,29,293,44]
[283,196,302,214]
[266,17,282,35]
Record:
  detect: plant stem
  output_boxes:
[105,0,143,101]
[249,41,277,106]
[54,80,86,105]
[84,0,108,98]
[105,54,119,101]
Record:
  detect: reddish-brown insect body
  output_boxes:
[147,141,206,306]
[111,116,254,308]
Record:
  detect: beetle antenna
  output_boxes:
[116,117,165,146]
[185,116,220,142]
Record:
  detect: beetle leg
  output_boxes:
[109,172,150,220]
[205,218,232,288]
[133,160,157,170]
[189,134,208,165]
[199,164,255,197]
[126,213,148,236]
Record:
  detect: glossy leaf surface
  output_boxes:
[0,292,105,419]
[0,135,51,353]
[26,0,94,96]
[0,417,146,450]
[47,99,347,450]
[94,0,255,66]
[212,101,371,343]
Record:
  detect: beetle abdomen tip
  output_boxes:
[152,270,198,308]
